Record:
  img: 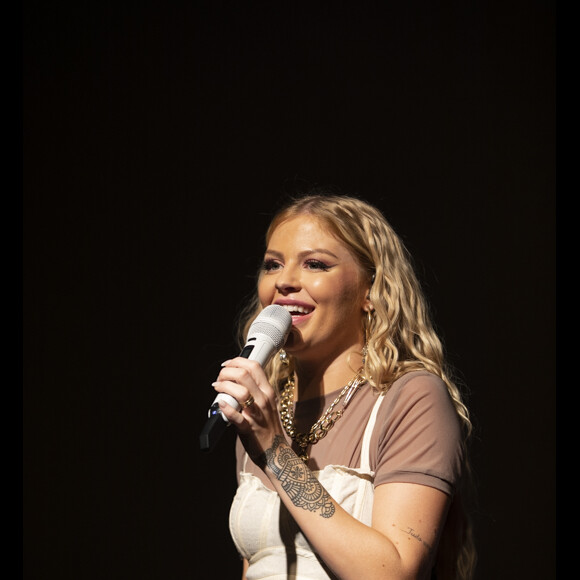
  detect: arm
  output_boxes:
[214,358,451,580]
[259,434,450,580]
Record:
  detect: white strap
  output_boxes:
[360,393,386,472]
[241,393,386,473]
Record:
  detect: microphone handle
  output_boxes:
[198,343,260,453]
[199,412,228,454]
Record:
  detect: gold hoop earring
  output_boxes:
[366,309,373,326]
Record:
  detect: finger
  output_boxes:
[239,393,256,410]
[215,386,256,412]
[212,379,257,409]
[216,364,257,387]
[212,392,240,412]
[217,397,246,426]
[214,367,263,403]
[220,357,267,385]
[218,359,273,400]
[216,392,260,430]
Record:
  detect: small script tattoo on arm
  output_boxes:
[400,526,433,553]
[260,435,335,518]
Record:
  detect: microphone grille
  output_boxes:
[247,305,292,350]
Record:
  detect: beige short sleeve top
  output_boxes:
[234,370,463,494]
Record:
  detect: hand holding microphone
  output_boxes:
[199,305,292,453]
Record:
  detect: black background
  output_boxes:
[23,1,556,578]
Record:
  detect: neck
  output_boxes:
[293,350,364,402]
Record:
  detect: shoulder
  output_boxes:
[382,371,456,415]
[390,370,448,395]
[376,370,462,452]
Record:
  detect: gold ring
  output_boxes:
[242,395,255,408]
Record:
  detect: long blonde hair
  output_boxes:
[238,192,476,579]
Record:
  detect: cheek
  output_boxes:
[340,275,368,312]
[315,275,365,313]
[257,277,275,306]
[338,287,366,319]
[307,277,328,296]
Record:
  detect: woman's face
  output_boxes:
[258,215,370,362]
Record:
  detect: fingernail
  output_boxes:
[221,359,231,367]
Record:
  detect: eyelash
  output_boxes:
[262,259,281,272]
[262,259,331,272]
[306,259,331,271]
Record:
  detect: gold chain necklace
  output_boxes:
[279,369,366,462]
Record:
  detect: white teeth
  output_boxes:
[281,304,313,315]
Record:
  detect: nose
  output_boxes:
[275,263,301,295]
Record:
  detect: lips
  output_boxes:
[275,301,315,319]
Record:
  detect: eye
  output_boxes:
[262,259,282,272]
[305,259,331,271]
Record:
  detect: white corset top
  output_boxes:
[228,393,385,580]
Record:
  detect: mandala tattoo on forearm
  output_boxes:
[262,435,335,518]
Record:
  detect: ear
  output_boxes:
[364,271,375,310]
[361,271,375,313]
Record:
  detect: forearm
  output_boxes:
[257,435,422,580]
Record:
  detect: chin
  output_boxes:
[282,329,309,355]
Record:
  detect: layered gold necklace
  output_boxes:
[279,369,366,462]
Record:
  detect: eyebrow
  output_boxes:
[264,248,340,260]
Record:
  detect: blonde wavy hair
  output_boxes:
[237,192,476,579]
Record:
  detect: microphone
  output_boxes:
[199,305,292,453]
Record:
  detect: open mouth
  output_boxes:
[279,304,314,316]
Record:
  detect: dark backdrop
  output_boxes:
[23,2,556,578]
